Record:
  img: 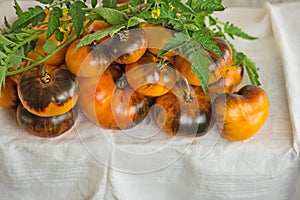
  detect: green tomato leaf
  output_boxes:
[192,0,225,12]
[93,7,128,25]
[77,25,125,48]
[0,64,6,92]
[70,1,87,37]
[43,40,56,54]
[157,32,190,57]
[192,30,223,58]
[239,52,261,85]
[13,0,23,16]
[10,6,46,32]
[127,17,145,28]
[224,22,257,40]
[188,49,211,92]
[8,47,24,69]
[0,35,15,46]
[36,0,54,4]
[91,0,98,8]
[4,17,11,29]
[130,0,144,6]
[47,7,63,39]
[171,0,195,14]
[102,0,117,8]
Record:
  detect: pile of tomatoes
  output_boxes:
[0,19,269,141]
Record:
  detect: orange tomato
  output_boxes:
[213,85,269,141]
[174,37,233,87]
[65,39,111,77]
[78,69,150,129]
[0,77,20,109]
[17,65,79,117]
[109,28,147,64]
[139,23,177,57]
[125,52,177,97]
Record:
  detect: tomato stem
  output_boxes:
[182,78,193,102]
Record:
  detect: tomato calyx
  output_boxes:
[115,75,128,90]
[40,69,51,84]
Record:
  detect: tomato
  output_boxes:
[125,52,178,97]
[174,37,233,87]
[65,39,111,77]
[27,31,71,66]
[212,85,269,141]
[86,20,112,34]
[208,64,244,99]
[139,23,176,57]
[17,105,78,138]
[17,65,79,117]
[78,69,150,129]
[153,80,212,136]
[0,77,20,109]
[109,28,147,64]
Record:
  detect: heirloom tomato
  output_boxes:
[125,52,177,97]
[65,39,111,77]
[153,80,212,136]
[139,23,176,57]
[78,69,150,130]
[109,28,147,64]
[174,37,233,87]
[209,64,244,100]
[213,85,269,141]
[17,65,79,117]
[17,105,78,138]
[0,77,20,109]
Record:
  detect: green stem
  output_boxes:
[6,34,77,76]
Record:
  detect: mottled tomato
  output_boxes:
[65,39,111,77]
[86,20,112,34]
[109,28,147,64]
[209,64,244,100]
[0,77,20,109]
[213,85,269,141]
[153,80,212,136]
[78,69,150,129]
[174,37,233,86]
[139,23,176,57]
[18,65,79,117]
[17,105,78,138]
[125,52,177,97]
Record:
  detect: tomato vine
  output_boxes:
[0,0,261,93]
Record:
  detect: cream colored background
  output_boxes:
[223,0,299,7]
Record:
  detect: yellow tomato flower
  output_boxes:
[151,9,161,19]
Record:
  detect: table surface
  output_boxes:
[0,1,300,200]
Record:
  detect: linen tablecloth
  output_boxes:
[1,1,300,199]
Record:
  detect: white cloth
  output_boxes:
[0,1,300,200]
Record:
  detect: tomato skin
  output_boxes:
[109,28,147,64]
[78,70,150,129]
[212,85,269,141]
[17,65,79,117]
[139,23,177,57]
[17,105,78,138]
[27,31,71,66]
[153,81,212,136]
[65,39,111,77]
[0,77,20,109]
[174,37,233,87]
[208,64,244,100]
[125,52,177,97]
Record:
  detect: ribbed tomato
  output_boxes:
[17,105,78,138]
[174,37,233,86]
[153,80,212,136]
[109,28,147,64]
[125,52,177,97]
[78,69,150,129]
[65,39,111,77]
[17,65,79,117]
